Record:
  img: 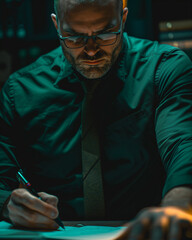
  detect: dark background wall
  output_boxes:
[0,0,192,89]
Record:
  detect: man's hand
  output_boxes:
[115,206,192,240]
[4,189,59,229]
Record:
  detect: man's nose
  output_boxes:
[84,37,99,56]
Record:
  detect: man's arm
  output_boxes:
[115,48,192,240]
[0,78,60,229]
[0,77,18,220]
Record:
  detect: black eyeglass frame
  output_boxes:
[57,14,123,49]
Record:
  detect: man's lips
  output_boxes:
[82,59,104,65]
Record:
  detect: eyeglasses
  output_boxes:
[58,16,123,49]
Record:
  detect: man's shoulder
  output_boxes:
[122,33,191,75]
[9,46,63,82]
[124,33,179,59]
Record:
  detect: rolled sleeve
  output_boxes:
[154,48,192,197]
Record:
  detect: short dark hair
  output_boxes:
[54,0,123,19]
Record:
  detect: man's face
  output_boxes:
[52,1,127,79]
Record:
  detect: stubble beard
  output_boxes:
[61,40,122,80]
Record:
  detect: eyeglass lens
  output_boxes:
[65,33,117,48]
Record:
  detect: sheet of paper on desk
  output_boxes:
[43,225,126,240]
[0,221,126,240]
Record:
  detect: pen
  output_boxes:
[16,169,65,230]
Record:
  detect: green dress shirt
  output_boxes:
[0,33,192,220]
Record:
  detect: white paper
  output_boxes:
[42,226,125,239]
[0,221,126,239]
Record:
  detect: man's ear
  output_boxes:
[122,7,128,25]
[51,13,58,31]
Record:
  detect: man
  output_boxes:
[0,0,192,239]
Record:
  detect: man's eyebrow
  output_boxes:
[62,28,79,34]
[63,23,116,35]
[96,23,116,34]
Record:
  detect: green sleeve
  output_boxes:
[155,48,192,197]
[0,77,18,219]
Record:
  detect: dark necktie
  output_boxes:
[81,80,105,219]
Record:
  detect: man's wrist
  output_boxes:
[161,186,192,212]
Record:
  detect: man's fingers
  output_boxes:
[11,213,58,230]
[8,199,58,229]
[150,215,170,240]
[167,218,182,240]
[128,218,151,240]
[38,192,59,208]
[114,218,151,240]
[7,189,60,230]
[168,217,192,240]
[10,189,58,219]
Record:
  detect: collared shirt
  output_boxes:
[0,33,192,220]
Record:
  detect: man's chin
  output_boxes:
[76,65,111,80]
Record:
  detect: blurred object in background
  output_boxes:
[153,0,192,61]
[0,0,59,78]
[0,0,57,41]
[0,50,12,90]
[125,0,192,61]
[125,0,154,40]
[159,19,192,60]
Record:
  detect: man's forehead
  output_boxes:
[57,0,119,23]
[56,0,119,18]
[58,2,119,33]
[61,17,118,34]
